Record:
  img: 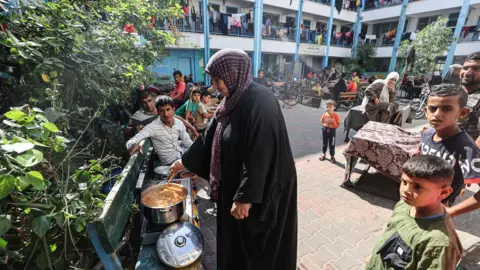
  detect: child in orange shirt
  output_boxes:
[320,100,341,163]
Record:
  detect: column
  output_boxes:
[322,0,335,69]
[388,0,409,73]
[442,0,470,78]
[202,0,211,85]
[253,0,264,77]
[294,0,303,63]
[352,3,365,57]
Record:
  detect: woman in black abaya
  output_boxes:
[170,49,298,270]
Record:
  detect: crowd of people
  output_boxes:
[121,47,480,269]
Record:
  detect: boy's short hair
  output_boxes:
[140,91,153,99]
[155,96,175,108]
[403,155,454,185]
[192,89,201,96]
[429,83,468,108]
[201,91,211,99]
[326,99,336,106]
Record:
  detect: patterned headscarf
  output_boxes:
[205,49,253,201]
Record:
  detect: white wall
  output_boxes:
[375,47,394,58]
[455,42,480,56]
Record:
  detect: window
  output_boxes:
[403,19,409,33]
[210,4,220,12]
[447,13,459,28]
[417,16,439,31]
[264,12,280,26]
[341,26,351,33]
[372,21,398,38]
[303,20,311,30]
[226,6,238,14]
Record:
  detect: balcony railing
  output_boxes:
[157,19,352,48]
[458,32,480,43]
[308,0,356,11]
[364,0,420,11]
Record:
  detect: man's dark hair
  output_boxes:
[429,83,468,108]
[173,70,183,77]
[403,155,454,185]
[201,91,211,99]
[465,51,480,62]
[155,96,175,108]
[258,69,264,74]
[140,91,154,100]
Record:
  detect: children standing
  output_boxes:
[418,84,480,207]
[366,155,462,269]
[320,100,341,163]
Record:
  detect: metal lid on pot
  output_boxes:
[156,222,203,268]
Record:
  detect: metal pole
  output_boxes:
[253,0,264,77]
[294,0,303,63]
[352,2,365,57]
[388,0,409,73]
[322,0,335,69]
[442,0,470,78]
[202,0,211,85]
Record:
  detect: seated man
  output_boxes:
[126,96,193,165]
[125,91,198,140]
[363,72,399,123]
[347,78,357,93]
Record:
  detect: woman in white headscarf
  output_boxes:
[361,72,399,123]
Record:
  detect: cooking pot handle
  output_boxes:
[159,207,172,212]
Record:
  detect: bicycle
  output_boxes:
[266,79,300,107]
[410,85,431,119]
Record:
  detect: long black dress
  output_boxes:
[182,82,298,270]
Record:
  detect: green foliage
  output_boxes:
[399,17,453,75]
[0,105,122,268]
[0,0,182,110]
[345,43,377,75]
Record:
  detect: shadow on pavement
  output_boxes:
[341,172,400,211]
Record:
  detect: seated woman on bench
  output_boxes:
[361,72,399,123]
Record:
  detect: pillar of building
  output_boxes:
[352,2,364,57]
[443,0,470,78]
[388,0,409,73]
[322,0,335,69]
[294,0,303,63]
[252,0,264,77]
[202,0,211,85]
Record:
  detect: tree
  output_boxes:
[399,17,453,75]
[345,43,377,75]
[0,0,183,268]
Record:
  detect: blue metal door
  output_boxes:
[178,57,192,76]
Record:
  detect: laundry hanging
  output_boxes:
[335,0,343,14]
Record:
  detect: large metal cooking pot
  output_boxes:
[141,183,187,225]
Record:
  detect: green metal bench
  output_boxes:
[88,139,153,269]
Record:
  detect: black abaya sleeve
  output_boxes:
[181,119,216,179]
[233,97,278,204]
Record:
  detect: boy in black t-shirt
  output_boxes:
[419,84,480,206]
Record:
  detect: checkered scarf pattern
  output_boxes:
[205,49,253,201]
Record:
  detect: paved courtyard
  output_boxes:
[197,102,480,270]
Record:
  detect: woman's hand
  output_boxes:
[170,159,185,174]
[230,201,251,220]
[375,98,380,105]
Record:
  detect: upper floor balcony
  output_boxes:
[162,18,354,49]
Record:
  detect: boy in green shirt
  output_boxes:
[366,155,462,270]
